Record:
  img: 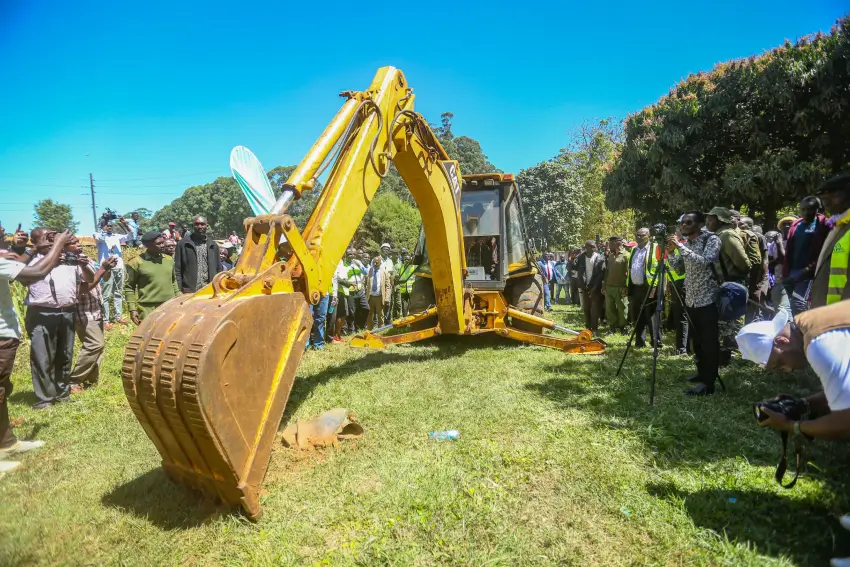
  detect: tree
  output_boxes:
[605,16,850,228]
[354,192,421,253]
[518,160,585,251]
[32,199,79,233]
[433,112,499,174]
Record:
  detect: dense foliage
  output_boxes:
[519,120,636,251]
[605,16,850,228]
[33,199,79,233]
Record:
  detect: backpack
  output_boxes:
[740,229,762,270]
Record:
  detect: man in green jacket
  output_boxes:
[706,206,751,365]
[124,231,179,324]
[604,236,629,333]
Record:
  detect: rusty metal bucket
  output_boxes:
[122,291,311,520]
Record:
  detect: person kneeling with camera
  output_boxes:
[739,300,850,441]
[738,300,850,566]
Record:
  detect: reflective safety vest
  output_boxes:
[827,229,850,305]
[398,263,417,294]
[626,243,658,285]
[348,261,365,292]
[667,249,686,281]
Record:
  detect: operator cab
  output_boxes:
[414,173,534,289]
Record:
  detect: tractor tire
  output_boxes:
[408,276,437,330]
[508,273,546,334]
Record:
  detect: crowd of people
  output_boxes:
[0,211,242,473]
[533,173,850,398]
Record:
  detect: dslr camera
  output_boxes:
[753,394,809,423]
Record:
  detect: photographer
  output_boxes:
[0,230,72,469]
[70,253,118,391]
[666,211,722,396]
[24,229,95,409]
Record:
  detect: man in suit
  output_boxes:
[575,240,605,333]
[364,255,393,330]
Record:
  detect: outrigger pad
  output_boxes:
[122,293,312,521]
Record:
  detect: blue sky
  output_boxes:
[0,0,845,234]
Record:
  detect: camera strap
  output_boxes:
[776,431,804,489]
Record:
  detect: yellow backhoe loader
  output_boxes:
[122,67,605,520]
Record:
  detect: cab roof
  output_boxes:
[462,173,515,183]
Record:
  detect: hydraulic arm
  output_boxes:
[122,67,604,521]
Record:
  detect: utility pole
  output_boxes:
[89,173,97,233]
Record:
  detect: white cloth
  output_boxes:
[381,257,394,276]
[94,231,130,269]
[630,245,648,285]
[584,253,598,284]
[0,258,25,339]
[24,255,81,309]
[807,329,850,411]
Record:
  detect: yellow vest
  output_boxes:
[827,229,850,305]
[668,249,686,281]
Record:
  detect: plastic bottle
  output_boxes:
[428,430,460,441]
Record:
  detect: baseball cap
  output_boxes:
[735,310,790,366]
[380,242,390,249]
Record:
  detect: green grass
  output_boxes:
[1,304,848,566]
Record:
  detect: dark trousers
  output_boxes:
[353,290,369,330]
[401,292,411,317]
[630,283,657,347]
[580,288,604,332]
[670,280,689,352]
[0,338,20,449]
[570,279,580,305]
[688,303,720,388]
[25,307,76,406]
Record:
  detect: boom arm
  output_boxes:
[279,66,467,333]
[120,67,471,522]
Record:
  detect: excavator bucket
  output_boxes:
[122,291,312,520]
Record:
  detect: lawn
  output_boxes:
[0,304,847,566]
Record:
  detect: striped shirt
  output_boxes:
[77,260,104,323]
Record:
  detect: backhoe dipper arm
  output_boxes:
[275,66,467,333]
[121,67,469,522]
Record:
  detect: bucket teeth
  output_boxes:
[122,294,312,520]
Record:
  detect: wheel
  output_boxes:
[408,276,437,330]
[507,273,545,333]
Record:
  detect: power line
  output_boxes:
[95,170,222,182]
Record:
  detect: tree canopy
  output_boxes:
[33,199,79,233]
[604,16,850,228]
[519,119,635,251]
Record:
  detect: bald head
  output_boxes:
[740,216,754,230]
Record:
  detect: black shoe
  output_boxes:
[635,341,646,349]
[675,348,688,356]
[684,383,715,396]
[32,402,51,411]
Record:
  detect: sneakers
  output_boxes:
[117,318,128,325]
[104,323,114,330]
[0,440,45,460]
[331,336,344,344]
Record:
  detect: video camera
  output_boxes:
[100,208,119,227]
[650,223,668,244]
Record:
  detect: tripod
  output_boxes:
[615,242,696,406]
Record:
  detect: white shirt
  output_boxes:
[584,253,598,284]
[630,245,648,285]
[807,329,850,411]
[94,231,130,269]
[381,256,394,276]
[0,258,25,339]
[24,255,82,309]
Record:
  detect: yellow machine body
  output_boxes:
[122,67,605,520]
